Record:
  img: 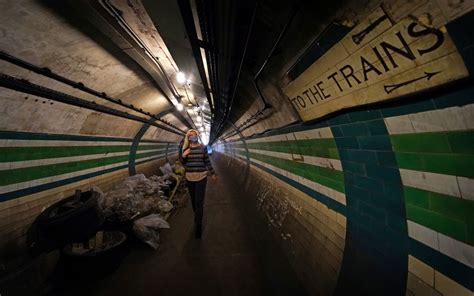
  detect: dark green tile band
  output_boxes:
[0,151,165,186]
[395,152,474,178]
[236,138,340,159]
[0,154,166,203]
[405,186,474,245]
[235,149,345,193]
[222,152,346,214]
[0,145,167,162]
[391,131,474,154]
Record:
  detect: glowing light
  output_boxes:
[176,103,184,111]
[176,72,186,84]
[196,115,202,121]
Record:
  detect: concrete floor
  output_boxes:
[53,155,307,296]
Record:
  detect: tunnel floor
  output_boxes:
[52,154,307,296]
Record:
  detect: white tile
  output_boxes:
[407,221,439,251]
[440,105,473,131]
[305,155,343,171]
[0,162,11,170]
[438,233,474,268]
[2,139,132,147]
[457,176,474,201]
[434,271,473,296]
[408,255,435,286]
[250,157,344,206]
[410,110,447,133]
[400,169,461,198]
[384,115,415,134]
[294,127,333,140]
[2,151,130,170]
[388,104,474,134]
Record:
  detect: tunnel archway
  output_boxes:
[1,1,473,296]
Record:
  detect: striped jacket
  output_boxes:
[182,145,215,175]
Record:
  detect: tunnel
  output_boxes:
[0,0,473,295]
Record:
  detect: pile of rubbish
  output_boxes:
[96,164,183,249]
[101,173,176,222]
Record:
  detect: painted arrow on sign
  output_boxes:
[384,71,442,94]
[352,14,388,45]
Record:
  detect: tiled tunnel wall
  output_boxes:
[216,83,473,296]
[0,130,179,264]
[214,12,474,296]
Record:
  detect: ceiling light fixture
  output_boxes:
[197,115,202,121]
[176,72,186,84]
[176,102,184,111]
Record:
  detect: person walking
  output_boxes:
[181,129,217,238]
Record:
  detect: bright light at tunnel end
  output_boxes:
[176,72,186,84]
[201,134,209,145]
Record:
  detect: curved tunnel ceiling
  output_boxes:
[0,0,387,144]
[0,0,213,143]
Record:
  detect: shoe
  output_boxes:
[195,224,202,239]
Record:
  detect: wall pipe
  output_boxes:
[86,0,194,130]
[210,1,258,144]
[0,73,184,136]
[177,0,215,113]
[218,4,300,141]
[0,51,185,134]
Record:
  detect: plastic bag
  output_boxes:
[133,214,170,250]
[159,163,173,175]
[89,186,105,209]
[157,199,173,212]
[127,174,147,182]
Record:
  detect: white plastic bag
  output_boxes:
[157,199,173,212]
[132,214,170,250]
[159,163,173,175]
[89,186,105,209]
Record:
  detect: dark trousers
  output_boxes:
[187,177,207,226]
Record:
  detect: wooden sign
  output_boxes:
[283,7,469,122]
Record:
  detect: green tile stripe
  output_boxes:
[0,151,165,186]
[395,152,474,177]
[0,145,166,162]
[391,131,474,154]
[234,138,340,160]
[405,186,474,245]
[235,149,345,193]
[0,130,134,142]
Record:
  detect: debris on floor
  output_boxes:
[97,162,187,249]
[133,214,170,250]
[101,173,178,223]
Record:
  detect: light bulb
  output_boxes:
[176,103,184,111]
[176,72,186,84]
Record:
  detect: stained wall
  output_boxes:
[214,9,474,296]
